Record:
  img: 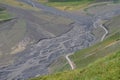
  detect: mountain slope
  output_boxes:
[1,0,120,80]
[70,32,120,69]
[30,16,120,80]
[47,15,120,73]
[30,50,120,80]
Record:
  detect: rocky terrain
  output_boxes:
[0,0,120,80]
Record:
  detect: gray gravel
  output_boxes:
[0,1,120,80]
[0,23,95,80]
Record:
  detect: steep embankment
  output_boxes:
[70,32,120,69]
[31,50,120,80]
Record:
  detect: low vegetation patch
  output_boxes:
[0,8,12,21]
[36,0,95,11]
[0,7,6,11]
[36,0,120,11]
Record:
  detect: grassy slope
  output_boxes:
[70,32,120,68]
[31,50,120,80]
[0,8,12,21]
[48,56,71,73]
[36,0,95,11]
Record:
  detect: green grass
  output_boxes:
[0,11,12,21]
[37,0,95,11]
[30,51,120,80]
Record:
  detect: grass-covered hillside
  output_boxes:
[31,50,120,80]
[70,32,120,69]
[0,7,12,21]
[37,0,120,11]
[37,0,95,10]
